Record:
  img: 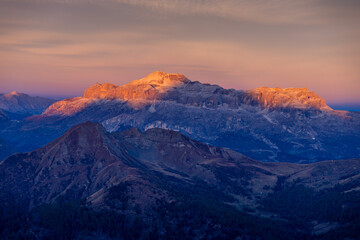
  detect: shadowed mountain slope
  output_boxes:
[1,122,360,239]
[0,109,9,122]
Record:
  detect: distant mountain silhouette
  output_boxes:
[0,91,55,119]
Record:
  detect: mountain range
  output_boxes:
[1,71,360,239]
[1,121,359,239]
[1,71,359,162]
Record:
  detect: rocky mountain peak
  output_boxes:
[3,91,26,98]
[50,121,106,147]
[41,121,106,152]
[36,121,119,173]
[81,71,331,111]
[135,71,188,85]
[83,71,189,100]
[83,83,118,99]
[9,91,21,96]
[124,71,189,90]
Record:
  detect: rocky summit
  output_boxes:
[47,71,333,116]
[83,71,189,100]
[248,87,331,110]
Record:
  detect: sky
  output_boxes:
[0,0,359,104]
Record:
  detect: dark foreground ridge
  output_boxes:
[1,122,360,239]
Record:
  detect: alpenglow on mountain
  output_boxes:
[1,71,360,162]
[44,71,332,116]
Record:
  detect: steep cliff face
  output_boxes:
[246,87,331,110]
[83,71,189,101]
[80,71,332,111]
[45,71,335,117]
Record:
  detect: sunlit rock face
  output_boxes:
[246,87,332,110]
[50,70,335,120]
[83,71,189,101]
[81,71,332,111]
[2,71,360,163]
[43,97,95,116]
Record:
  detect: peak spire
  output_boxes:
[144,71,167,79]
[83,71,189,100]
[10,91,20,96]
[140,71,188,84]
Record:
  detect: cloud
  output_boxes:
[6,0,358,26]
